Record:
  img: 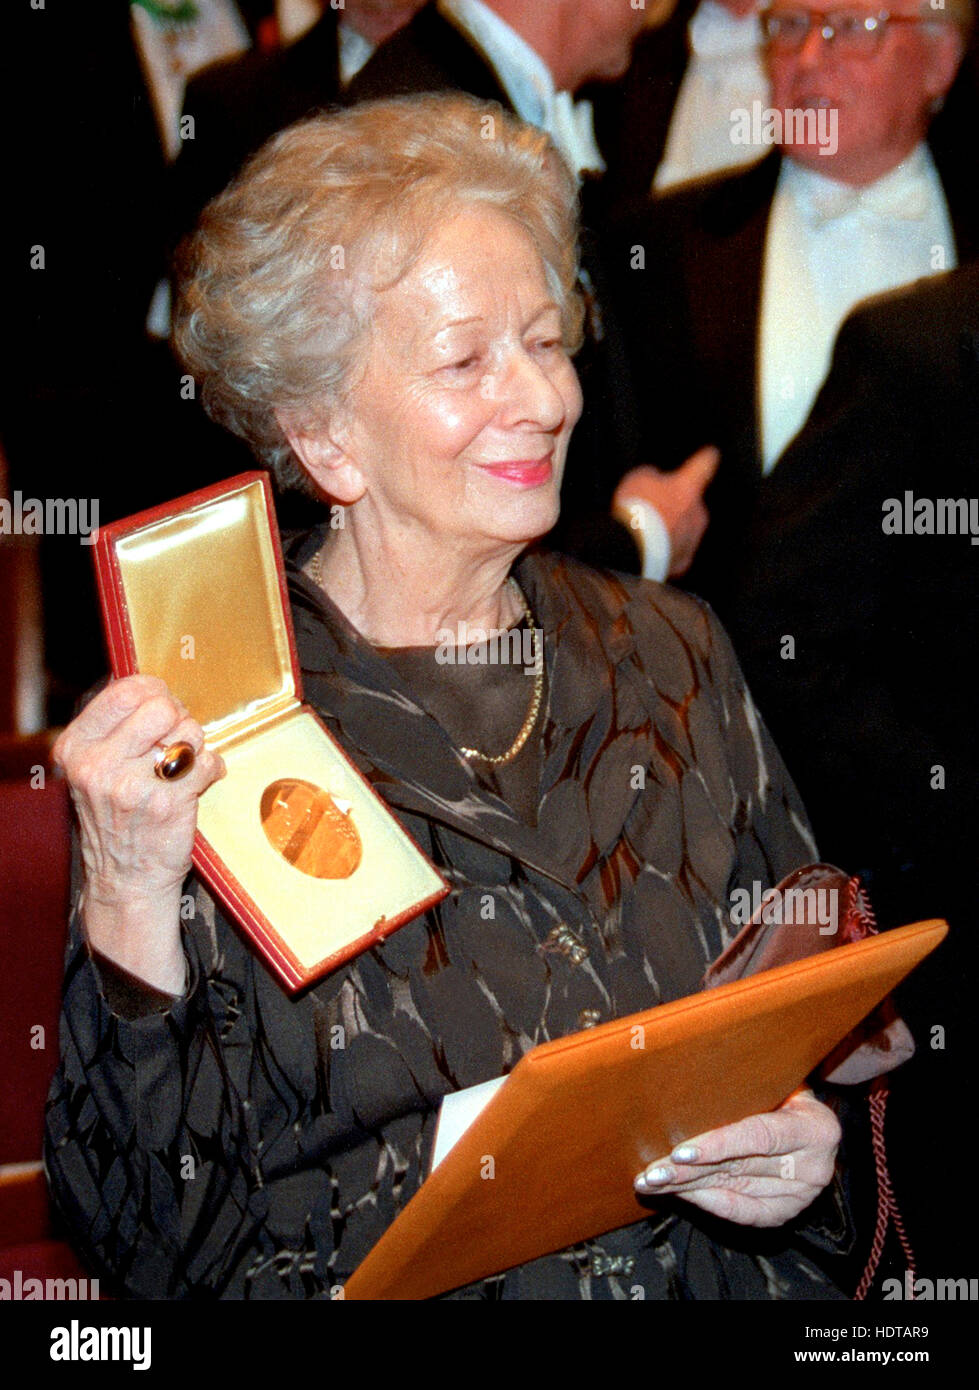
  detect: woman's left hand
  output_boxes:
[634,1088,841,1227]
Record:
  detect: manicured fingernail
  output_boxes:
[637,1166,672,1188]
[671,1144,698,1163]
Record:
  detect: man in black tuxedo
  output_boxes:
[724,262,979,1279]
[597,0,765,204]
[172,1,427,240]
[600,0,978,201]
[349,0,660,203]
[349,0,760,207]
[172,5,342,237]
[613,0,977,599]
[727,262,979,939]
[176,1,733,574]
[346,0,689,572]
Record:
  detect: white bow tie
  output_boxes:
[689,2,762,58]
[796,175,931,227]
[547,91,605,178]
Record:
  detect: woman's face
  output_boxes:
[319,205,583,557]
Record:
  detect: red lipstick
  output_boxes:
[478,456,553,488]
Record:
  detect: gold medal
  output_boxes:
[260,779,363,879]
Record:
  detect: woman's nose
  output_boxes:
[497,348,567,431]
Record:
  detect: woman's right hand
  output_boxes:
[52,675,226,993]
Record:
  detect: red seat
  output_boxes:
[0,1239,95,1289]
[0,536,46,735]
[0,774,71,1165]
[0,1163,96,1293]
[0,1161,92,1289]
[0,764,102,1294]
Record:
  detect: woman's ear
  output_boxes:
[276,409,367,505]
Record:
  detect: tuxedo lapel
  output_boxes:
[174,12,342,236]
[346,4,513,108]
[283,12,341,107]
[929,57,979,263]
[428,3,519,105]
[692,152,781,477]
[674,154,780,594]
[589,1,695,212]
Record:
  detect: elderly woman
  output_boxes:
[46,94,846,1301]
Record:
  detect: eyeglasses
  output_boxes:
[761,9,940,55]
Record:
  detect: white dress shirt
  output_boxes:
[655,1,768,192]
[338,24,376,85]
[759,144,956,471]
[278,1,377,85]
[439,0,605,178]
[614,498,673,583]
[629,144,956,581]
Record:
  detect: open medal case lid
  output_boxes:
[94,471,448,991]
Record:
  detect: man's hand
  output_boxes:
[634,1089,841,1227]
[613,445,720,578]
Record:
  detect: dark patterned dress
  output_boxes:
[44,541,849,1299]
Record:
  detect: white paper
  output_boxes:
[430,1075,507,1173]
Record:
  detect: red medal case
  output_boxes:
[93,471,448,991]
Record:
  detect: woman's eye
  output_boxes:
[446,354,481,372]
[533,338,563,353]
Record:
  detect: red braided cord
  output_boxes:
[873,1078,918,1275]
[854,1077,917,1299]
[846,875,878,939]
[845,881,916,1299]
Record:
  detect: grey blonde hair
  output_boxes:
[173,94,584,494]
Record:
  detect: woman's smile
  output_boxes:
[473,454,554,487]
[298,202,583,560]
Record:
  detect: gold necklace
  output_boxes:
[459,579,544,767]
[307,545,544,767]
[309,541,327,594]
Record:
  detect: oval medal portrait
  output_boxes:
[260,779,363,880]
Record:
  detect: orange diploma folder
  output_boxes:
[344,918,946,1300]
